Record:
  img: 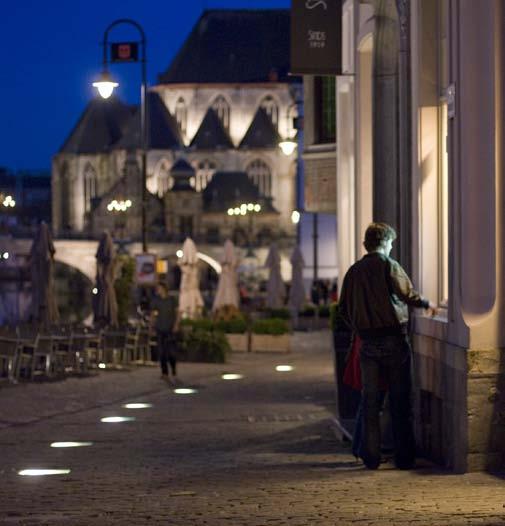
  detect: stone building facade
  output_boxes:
[52,10,300,250]
[327,0,505,472]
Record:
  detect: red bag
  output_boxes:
[343,335,362,391]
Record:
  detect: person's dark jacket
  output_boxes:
[338,252,429,339]
[151,296,177,333]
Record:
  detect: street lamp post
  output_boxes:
[227,203,261,257]
[93,19,148,253]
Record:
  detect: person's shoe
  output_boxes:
[364,460,380,470]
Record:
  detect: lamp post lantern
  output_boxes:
[93,19,148,253]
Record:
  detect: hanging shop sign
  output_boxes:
[111,42,139,63]
[290,0,342,75]
[304,159,337,213]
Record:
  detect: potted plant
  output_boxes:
[177,320,229,363]
[213,305,249,352]
[250,318,291,353]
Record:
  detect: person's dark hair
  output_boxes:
[363,222,397,252]
[157,282,169,294]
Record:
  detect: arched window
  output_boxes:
[260,95,279,128]
[83,163,97,213]
[193,159,217,191]
[175,97,187,136]
[157,160,174,197]
[246,159,272,197]
[60,163,71,231]
[211,95,230,131]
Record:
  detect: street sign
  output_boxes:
[111,42,139,62]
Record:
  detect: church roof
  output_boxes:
[114,92,183,150]
[59,97,134,154]
[158,9,297,84]
[202,171,277,213]
[239,108,282,149]
[190,109,234,150]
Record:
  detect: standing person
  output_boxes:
[151,282,180,384]
[339,222,437,470]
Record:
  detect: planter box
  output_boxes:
[226,333,249,353]
[251,333,291,353]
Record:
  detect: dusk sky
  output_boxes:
[0,0,290,172]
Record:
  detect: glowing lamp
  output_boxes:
[93,71,119,99]
[279,139,297,156]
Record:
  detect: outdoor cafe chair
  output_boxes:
[0,335,20,383]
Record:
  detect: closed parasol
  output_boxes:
[94,230,118,327]
[30,222,59,325]
[212,239,239,311]
[178,238,204,319]
[265,243,285,309]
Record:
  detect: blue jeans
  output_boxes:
[360,334,415,469]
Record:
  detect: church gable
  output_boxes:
[239,107,281,149]
[190,109,234,150]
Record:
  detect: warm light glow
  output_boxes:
[275,365,294,372]
[291,210,301,224]
[176,250,183,258]
[92,287,98,295]
[2,252,9,260]
[123,403,153,409]
[227,208,234,216]
[107,199,132,212]
[50,442,93,448]
[19,469,71,476]
[279,139,297,156]
[234,207,240,215]
[2,195,15,208]
[247,203,254,211]
[240,209,247,215]
[254,204,261,212]
[100,416,136,423]
[174,388,198,395]
[98,362,106,369]
[221,373,244,380]
[93,72,119,99]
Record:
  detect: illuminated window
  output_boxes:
[157,160,174,197]
[246,159,271,197]
[211,95,230,131]
[194,159,217,191]
[315,76,336,143]
[83,163,97,213]
[260,95,279,128]
[175,97,187,136]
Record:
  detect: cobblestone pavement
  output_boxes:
[1,331,504,526]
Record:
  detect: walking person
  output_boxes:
[339,223,437,470]
[151,282,180,384]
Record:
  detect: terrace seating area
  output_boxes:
[0,319,156,384]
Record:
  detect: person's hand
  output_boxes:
[425,302,439,317]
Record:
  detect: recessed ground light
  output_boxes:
[50,442,93,448]
[18,469,71,476]
[122,403,153,409]
[174,388,198,395]
[221,373,244,380]
[100,416,136,423]
[275,365,294,372]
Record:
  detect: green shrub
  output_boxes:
[214,317,248,334]
[179,328,229,363]
[318,305,330,317]
[180,318,215,331]
[264,308,291,320]
[114,256,135,326]
[251,318,289,335]
[299,305,316,317]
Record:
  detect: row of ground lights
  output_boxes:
[17,365,295,476]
